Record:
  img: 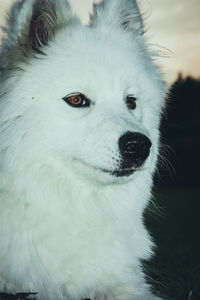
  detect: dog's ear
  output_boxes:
[93,0,144,35]
[1,0,75,68]
[27,0,61,53]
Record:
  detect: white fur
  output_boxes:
[0,0,165,299]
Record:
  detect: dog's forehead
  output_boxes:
[23,25,160,104]
[81,28,141,70]
[50,26,147,88]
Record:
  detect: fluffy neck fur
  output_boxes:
[0,157,154,298]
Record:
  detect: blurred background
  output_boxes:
[0,1,200,300]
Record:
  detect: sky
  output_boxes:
[0,0,199,83]
[145,0,200,82]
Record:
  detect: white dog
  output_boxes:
[0,0,165,299]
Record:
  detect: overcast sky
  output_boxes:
[147,0,200,82]
[0,0,199,83]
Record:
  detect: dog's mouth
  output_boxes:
[102,168,135,177]
[73,159,136,179]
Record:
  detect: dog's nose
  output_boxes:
[118,131,152,168]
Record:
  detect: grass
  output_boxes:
[144,187,200,300]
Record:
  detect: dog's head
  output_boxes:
[0,0,166,185]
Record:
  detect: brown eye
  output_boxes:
[62,94,90,108]
[126,96,137,110]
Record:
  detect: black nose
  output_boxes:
[118,131,152,168]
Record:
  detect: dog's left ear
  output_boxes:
[0,0,76,71]
[93,0,144,35]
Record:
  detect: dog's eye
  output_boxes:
[62,94,90,108]
[126,96,137,110]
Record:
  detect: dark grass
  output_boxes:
[144,187,200,300]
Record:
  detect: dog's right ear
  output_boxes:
[93,0,144,36]
[1,0,75,68]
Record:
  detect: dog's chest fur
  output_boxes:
[0,175,152,298]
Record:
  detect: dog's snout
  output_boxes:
[118,131,152,168]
